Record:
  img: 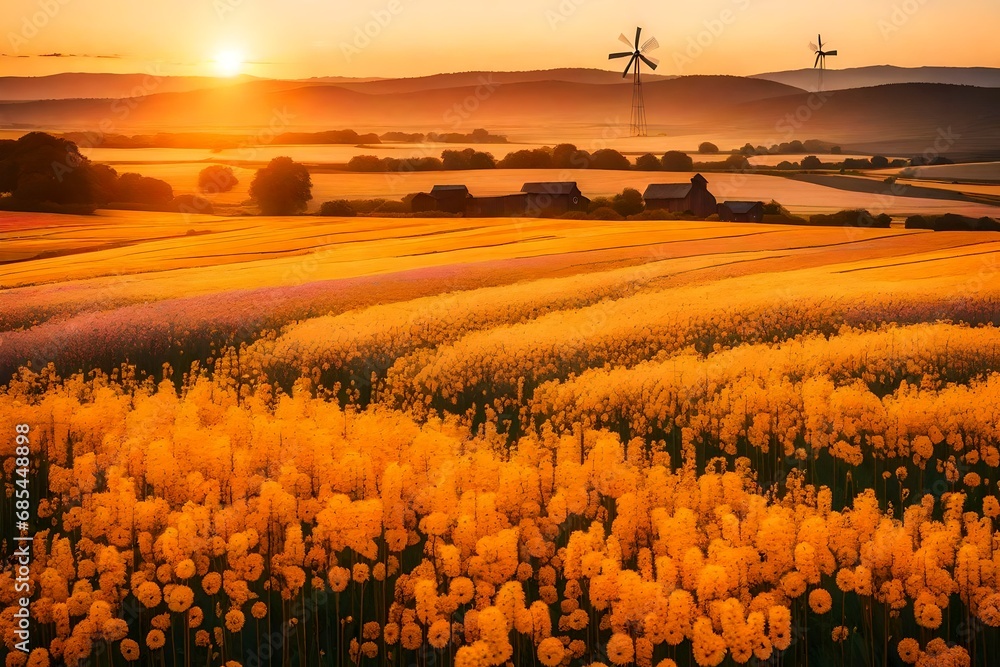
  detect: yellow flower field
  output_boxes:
[3,211,1000,667]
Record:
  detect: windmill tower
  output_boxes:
[809,34,838,91]
[609,27,659,137]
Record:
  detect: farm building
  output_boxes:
[520,182,590,215]
[718,201,765,222]
[467,194,530,217]
[411,185,473,214]
[643,174,717,217]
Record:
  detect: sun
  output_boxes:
[213,49,245,77]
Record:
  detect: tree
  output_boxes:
[0,132,101,205]
[635,154,660,171]
[699,142,719,154]
[611,188,644,217]
[661,151,693,171]
[249,156,313,215]
[115,173,173,205]
[498,149,552,169]
[871,155,890,169]
[347,155,383,172]
[468,151,496,170]
[198,165,239,193]
[441,149,474,170]
[590,149,631,171]
[801,156,823,170]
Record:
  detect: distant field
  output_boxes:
[116,164,1000,217]
[884,161,1000,182]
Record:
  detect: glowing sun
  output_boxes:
[213,49,245,77]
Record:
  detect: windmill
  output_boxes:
[809,34,837,91]
[609,27,659,137]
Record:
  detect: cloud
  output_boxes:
[0,53,123,59]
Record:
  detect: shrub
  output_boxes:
[114,173,174,205]
[698,142,719,154]
[588,196,614,213]
[628,209,679,221]
[809,209,891,228]
[611,188,644,217]
[319,200,357,217]
[801,156,823,170]
[589,206,624,221]
[198,165,238,193]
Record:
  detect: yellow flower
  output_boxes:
[538,637,565,667]
[120,639,140,662]
[897,638,920,664]
[174,559,196,580]
[428,619,451,649]
[808,589,832,615]
[606,633,634,666]
[226,609,246,633]
[136,582,162,608]
[166,585,194,613]
[146,629,166,650]
[328,566,350,593]
[201,572,222,596]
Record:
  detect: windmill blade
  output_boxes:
[635,26,642,49]
[640,36,659,53]
[609,51,633,59]
[618,33,632,47]
[808,42,818,52]
[639,54,659,70]
[825,50,838,57]
[622,53,638,77]
[814,53,822,68]
[818,34,823,49]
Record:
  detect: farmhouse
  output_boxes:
[520,182,590,215]
[411,185,473,214]
[643,174,717,217]
[718,201,765,222]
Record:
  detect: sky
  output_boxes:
[3,0,999,79]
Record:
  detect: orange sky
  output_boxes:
[3,0,999,79]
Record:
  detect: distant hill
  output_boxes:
[0,72,269,101]
[0,75,801,131]
[2,76,999,157]
[328,68,676,94]
[0,68,673,102]
[752,66,1000,91]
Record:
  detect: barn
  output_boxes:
[718,201,765,222]
[520,182,590,216]
[411,185,473,214]
[643,174,717,218]
[467,194,530,217]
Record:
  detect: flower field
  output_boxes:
[4,211,1000,666]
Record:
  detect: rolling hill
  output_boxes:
[752,65,1000,91]
[2,74,999,155]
